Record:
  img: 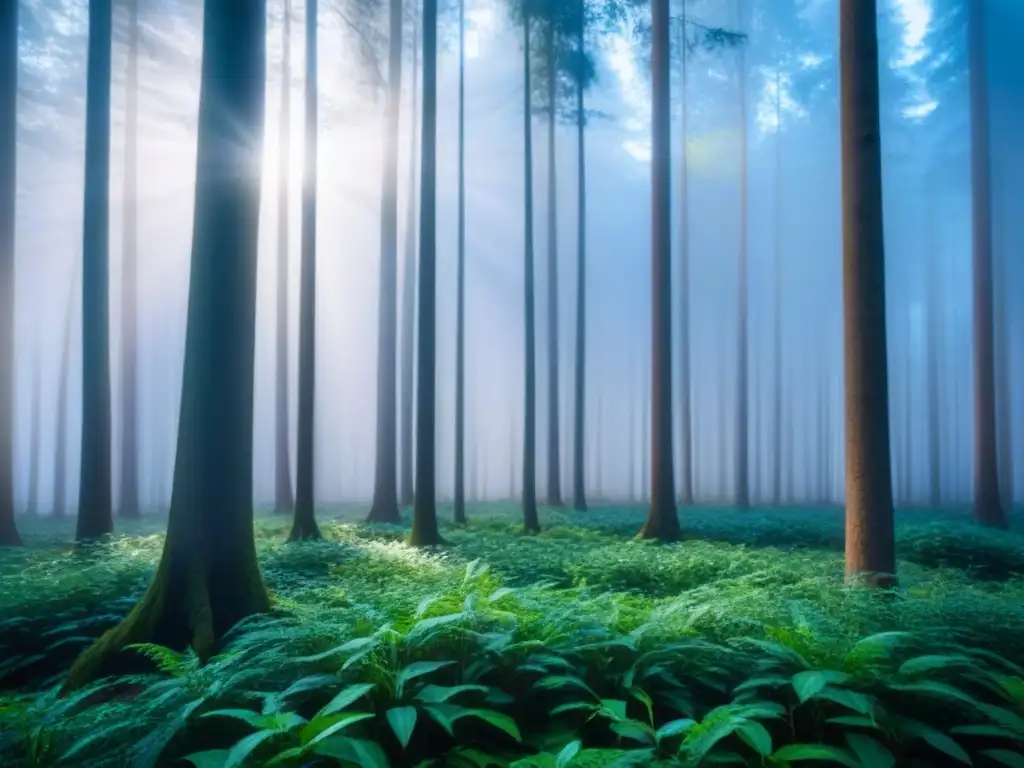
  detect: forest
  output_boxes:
[1,0,1024,765]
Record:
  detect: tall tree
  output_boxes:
[408,0,441,548]
[0,0,16,547]
[68,0,270,687]
[571,0,588,512]
[637,0,677,541]
[367,0,404,523]
[453,0,467,526]
[521,1,540,534]
[994,213,1013,511]
[274,0,295,514]
[290,0,320,541]
[676,3,693,507]
[839,0,896,587]
[119,0,141,520]
[967,0,1006,529]
[26,356,40,517]
[399,8,420,508]
[770,62,784,507]
[734,0,749,509]
[925,183,942,506]
[76,0,115,542]
[53,268,78,520]
[544,4,562,508]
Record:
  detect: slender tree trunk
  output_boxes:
[771,64,783,507]
[367,0,404,523]
[994,210,1013,511]
[902,347,913,505]
[399,12,420,508]
[274,0,294,514]
[628,369,636,500]
[522,11,540,534]
[545,18,562,508]
[839,0,896,587]
[641,374,649,502]
[53,267,78,520]
[571,5,587,511]
[967,0,1005,528]
[76,0,114,542]
[409,0,441,547]
[453,0,467,526]
[119,0,141,520]
[26,356,40,517]
[637,0,678,541]
[67,0,270,688]
[0,0,18,546]
[676,10,693,507]
[735,2,749,508]
[290,0,320,542]
[594,391,604,498]
[926,188,941,506]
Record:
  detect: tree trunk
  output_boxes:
[839,0,896,587]
[453,0,467,526]
[0,0,18,546]
[967,0,1005,529]
[994,209,1013,511]
[76,0,114,542]
[399,12,419,509]
[367,0,404,523]
[545,18,562,508]
[676,9,693,507]
[409,0,441,548]
[771,63,783,507]
[119,0,141,520]
[628,369,636,500]
[522,11,540,534]
[274,0,294,514]
[637,0,678,541]
[925,189,941,506]
[571,6,587,512]
[66,0,271,688]
[290,0,320,542]
[735,1,749,509]
[53,267,78,520]
[26,356,40,516]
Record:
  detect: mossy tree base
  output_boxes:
[288,515,322,542]
[366,502,402,524]
[636,507,681,543]
[0,519,22,546]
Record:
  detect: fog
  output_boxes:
[10,0,1024,513]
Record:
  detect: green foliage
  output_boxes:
[2,505,1024,766]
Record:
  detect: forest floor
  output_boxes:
[2,504,1024,767]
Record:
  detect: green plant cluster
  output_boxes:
[1,505,1024,767]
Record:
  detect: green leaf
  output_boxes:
[460,709,522,741]
[983,750,1024,768]
[387,706,418,749]
[891,681,982,710]
[396,661,457,696]
[600,699,628,720]
[770,744,860,767]
[656,718,697,741]
[317,682,376,717]
[555,740,581,768]
[534,675,598,699]
[734,676,790,694]
[951,724,1018,738]
[487,587,516,603]
[423,703,463,735]
[792,670,846,703]
[813,686,874,715]
[301,712,375,747]
[180,750,230,768]
[224,729,276,768]
[898,654,975,677]
[609,720,655,744]
[550,701,600,716]
[297,635,378,663]
[312,735,391,768]
[281,674,339,699]
[737,721,773,757]
[845,734,894,768]
[914,726,972,765]
[827,715,879,729]
[416,684,489,703]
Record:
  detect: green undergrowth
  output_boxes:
[1,505,1023,767]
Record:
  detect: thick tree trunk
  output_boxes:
[545,19,562,508]
[367,0,404,523]
[53,268,77,520]
[571,25,587,512]
[771,64,783,507]
[76,0,114,542]
[453,0,467,526]
[522,12,540,534]
[735,5,749,509]
[0,0,18,546]
[26,357,40,516]
[638,0,678,541]
[839,0,896,587]
[994,218,1013,511]
[274,0,295,514]
[66,0,270,688]
[290,0,320,542]
[409,0,441,548]
[399,14,419,509]
[676,11,692,507]
[119,0,141,520]
[967,0,1005,529]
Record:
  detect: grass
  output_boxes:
[2,503,1024,767]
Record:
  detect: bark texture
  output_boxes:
[521,11,539,534]
[0,0,16,546]
[545,17,562,508]
[453,0,467,526]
